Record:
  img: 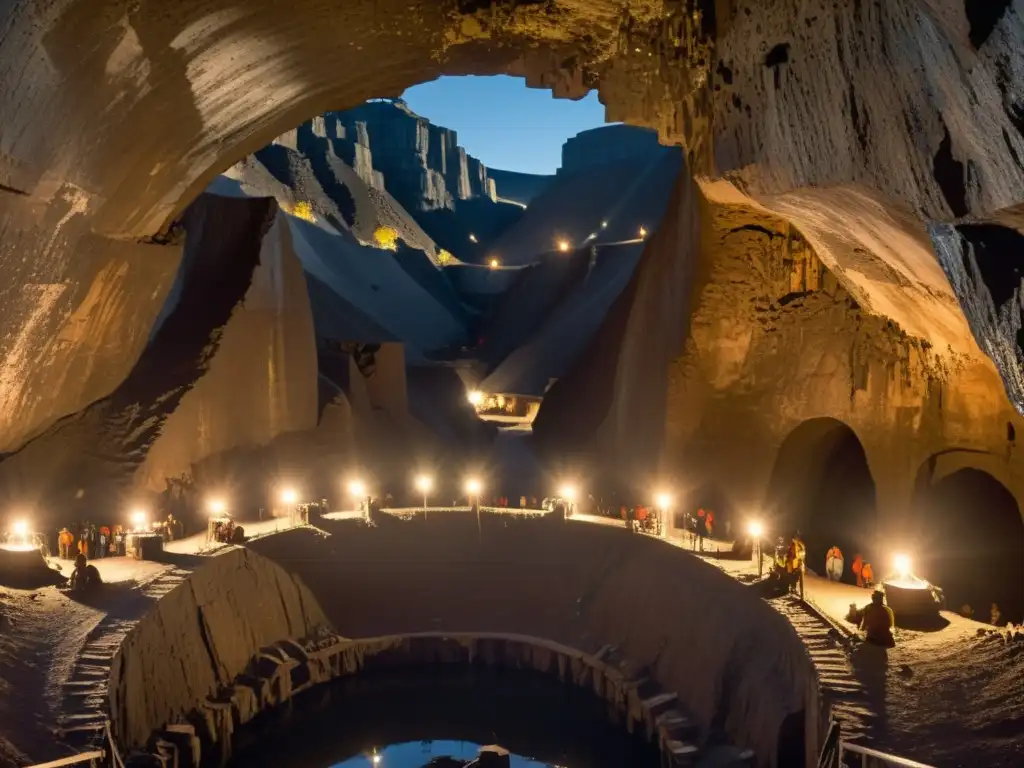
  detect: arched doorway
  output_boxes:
[913,468,1024,623]
[765,418,877,578]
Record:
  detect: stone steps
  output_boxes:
[56,567,190,756]
[768,596,875,743]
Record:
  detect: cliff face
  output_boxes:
[333,100,497,214]
[0,194,319,518]
[559,124,664,175]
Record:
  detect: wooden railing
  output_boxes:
[26,721,124,768]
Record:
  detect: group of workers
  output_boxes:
[57,523,126,560]
[825,546,877,588]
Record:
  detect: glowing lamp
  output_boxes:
[280,488,298,505]
[348,480,366,498]
[600,220,608,229]
[465,478,482,496]
[894,553,911,577]
[748,521,764,538]
[11,519,28,539]
[488,258,500,269]
[639,226,648,239]
[207,498,226,516]
[415,475,433,493]
[559,484,578,502]
[467,390,484,407]
[131,510,148,529]
[468,233,478,243]
[655,492,672,509]
[372,755,382,765]
[556,239,571,253]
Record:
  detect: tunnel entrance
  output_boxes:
[914,468,1024,623]
[766,419,877,579]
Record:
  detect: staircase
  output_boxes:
[55,567,192,756]
[770,596,876,744]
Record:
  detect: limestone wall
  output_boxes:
[108,548,329,751]
[249,518,819,764]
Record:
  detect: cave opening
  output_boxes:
[766,419,877,578]
[913,468,1024,623]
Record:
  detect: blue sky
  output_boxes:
[402,75,608,176]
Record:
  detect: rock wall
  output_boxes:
[559,124,665,175]
[134,199,319,491]
[540,194,1024,531]
[108,547,329,751]
[334,100,497,213]
[0,190,181,454]
[0,193,318,521]
[249,518,819,764]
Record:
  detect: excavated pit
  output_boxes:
[108,518,820,767]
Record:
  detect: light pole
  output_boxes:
[655,492,672,538]
[465,477,483,541]
[280,488,298,525]
[415,475,433,515]
[559,484,577,519]
[348,479,368,519]
[748,521,765,578]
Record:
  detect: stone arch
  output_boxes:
[910,461,1024,623]
[764,418,878,574]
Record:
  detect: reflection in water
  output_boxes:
[334,740,546,767]
[228,664,658,768]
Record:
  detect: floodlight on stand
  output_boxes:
[465,478,482,496]
[207,498,226,516]
[557,239,571,253]
[488,257,500,269]
[467,389,484,407]
[348,480,367,498]
[748,520,764,538]
[415,475,433,493]
[280,488,298,505]
[11,519,28,538]
[559,484,578,502]
[639,226,648,239]
[131,509,148,530]
[655,492,672,509]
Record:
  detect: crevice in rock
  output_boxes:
[764,43,790,89]
[716,60,733,85]
[848,83,868,153]
[727,224,782,239]
[1003,128,1023,170]
[933,126,969,218]
[955,223,1024,309]
[0,181,29,196]
[965,0,1012,50]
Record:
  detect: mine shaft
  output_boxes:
[1,2,1024,768]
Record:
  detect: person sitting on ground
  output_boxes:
[860,590,895,647]
[69,554,103,593]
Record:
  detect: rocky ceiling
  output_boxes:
[1,0,1023,456]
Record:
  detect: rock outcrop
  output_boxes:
[0,193,318,517]
[108,547,329,751]
[559,124,665,176]
[335,99,497,214]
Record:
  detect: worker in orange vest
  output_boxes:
[851,553,864,587]
[58,528,75,560]
[861,562,875,588]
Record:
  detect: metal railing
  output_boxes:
[840,742,934,768]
